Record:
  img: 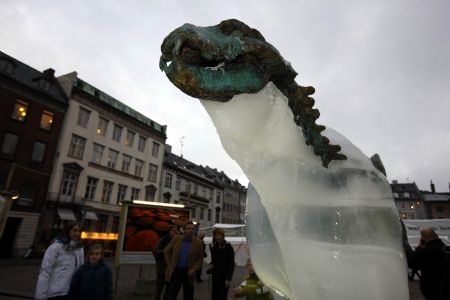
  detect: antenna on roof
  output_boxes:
[179,136,185,158]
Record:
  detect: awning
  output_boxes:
[57,208,77,221]
[84,211,98,220]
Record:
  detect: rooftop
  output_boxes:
[74,77,166,135]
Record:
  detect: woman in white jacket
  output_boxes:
[35,221,84,300]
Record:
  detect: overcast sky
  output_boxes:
[1,0,449,192]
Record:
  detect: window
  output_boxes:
[36,79,50,92]
[125,130,135,147]
[68,135,86,159]
[131,188,140,200]
[84,177,98,201]
[216,191,221,203]
[40,111,54,130]
[145,186,156,201]
[165,173,172,188]
[122,154,132,173]
[185,183,191,194]
[101,181,114,203]
[77,106,90,127]
[404,192,410,198]
[138,136,146,152]
[194,184,198,195]
[31,141,46,162]
[1,133,19,155]
[96,117,109,136]
[175,178,181,191]
[208,209,212,221]
[11,100,28,122]
[436,206,443,213]
[112,124,123,142]
[91,143,104,164]
[61,172,77,196]
[0,59,15,75]
[134,159,144,177]
[152,142,160,157]
[200,207,204,219]
[107,149,119,169]
[117,185,128,203]
[148,163,158,182]
[393,192,399,198]
[17,184,37,206]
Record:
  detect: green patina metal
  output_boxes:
[160,19,346,167]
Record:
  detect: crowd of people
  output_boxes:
[34,220,270,300]
[34,219,448,300]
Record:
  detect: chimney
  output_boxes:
[392,180,398,184]
[43,68,55,77]
[164,144,172,153]
[430,180,435,193]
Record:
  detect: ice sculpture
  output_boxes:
[160,19,409,300]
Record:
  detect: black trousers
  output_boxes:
[165,267,194,300]
[211,277,229,300]
[155,263,167,300]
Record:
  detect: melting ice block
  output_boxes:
[201,82,409,300]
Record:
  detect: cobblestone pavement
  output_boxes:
[0,258,424,300]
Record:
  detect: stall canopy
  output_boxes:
[403,218,450,247]
[84,211,98,220]
[57,208,77,221]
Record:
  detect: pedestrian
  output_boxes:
[232,259,272,300]
[196,232,207,282]
[35,221,84,300]
[208,228,235,300]
[410,227,446,300]
[68,243,112,300]
[153,225,179,300]
[164,221,204,300]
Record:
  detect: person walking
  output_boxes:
[164,221,204,300]
[68,243,112,300]
[410,227,447,300]
[208,228,235,300]
[153,225,179,300]
[35,221,84,300]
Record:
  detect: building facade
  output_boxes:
[160,147,247,227]
[390,180,426,220]
[40,72,166,248]
[0,51,68,257]
[421,181,450,219]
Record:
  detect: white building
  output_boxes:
[41,72,166,243]
[160,146,247,227]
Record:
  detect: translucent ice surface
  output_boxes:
[201,82,409,300]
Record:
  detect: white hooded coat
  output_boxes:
[35,240,84,299]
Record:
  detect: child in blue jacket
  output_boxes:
[69,243,112,300]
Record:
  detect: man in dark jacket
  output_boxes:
[410,227,446,300]
[153,225,179,300]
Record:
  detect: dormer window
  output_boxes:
[0,58,16,76]
[36,78,50,92]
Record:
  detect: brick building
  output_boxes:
[0,51,68,257]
